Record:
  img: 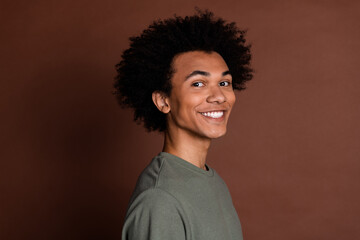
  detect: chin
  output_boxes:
[204,128,227,139]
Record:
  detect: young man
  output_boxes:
[114,10,252,240]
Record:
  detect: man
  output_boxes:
[114,10,252,240]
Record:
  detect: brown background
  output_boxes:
[1,0,359,239]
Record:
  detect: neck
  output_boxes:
[162,127,211,170]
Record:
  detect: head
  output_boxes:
[114,10,253,134]
[152,50,236,139]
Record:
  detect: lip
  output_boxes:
[199,109,227,113]
[199,110,226,122]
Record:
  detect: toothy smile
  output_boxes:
[200,111,224,119]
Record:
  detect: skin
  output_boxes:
[152,51,236,170]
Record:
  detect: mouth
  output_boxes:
[200,111,225,119]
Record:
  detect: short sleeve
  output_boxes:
[122,188,187,240]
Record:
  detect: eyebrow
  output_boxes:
[185,70,231,80]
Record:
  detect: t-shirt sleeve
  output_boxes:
[122,188,186,240]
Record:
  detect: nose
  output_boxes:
[206,85,226,103]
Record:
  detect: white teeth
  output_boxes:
[201,111,224,118]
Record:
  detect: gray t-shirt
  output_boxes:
[122,152,243,240]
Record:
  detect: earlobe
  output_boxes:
[152,91,170,114]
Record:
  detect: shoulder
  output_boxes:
[127,187,183,215]
[127,154,166,202]
[122,188,187,240]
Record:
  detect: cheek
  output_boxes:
[179,93,203,109]
[227,91,236,108]
[169,89,207,116]
[168,94,192,119]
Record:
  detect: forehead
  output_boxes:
[171,51,229,75]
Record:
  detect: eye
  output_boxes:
[219,81,231,87]
[192,82,205,87]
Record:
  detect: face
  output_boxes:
[165,51,236,139]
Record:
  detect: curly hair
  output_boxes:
[114,10,253,132]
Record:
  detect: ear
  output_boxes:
[152,91,170,114]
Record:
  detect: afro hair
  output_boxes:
[114,10,253,132]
